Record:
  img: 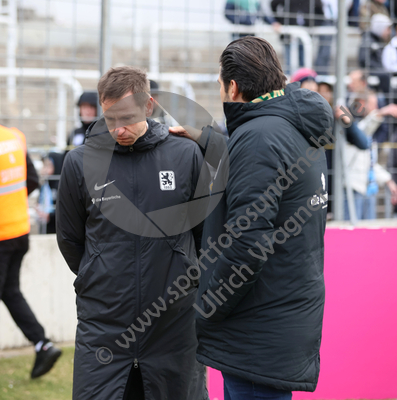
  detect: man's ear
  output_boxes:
[230,80,240,101]
[146,97,154,117]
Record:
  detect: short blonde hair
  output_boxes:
[98,66,150,105]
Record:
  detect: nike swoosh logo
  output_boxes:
[94,180,115,191]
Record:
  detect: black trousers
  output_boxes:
[0,234,46,344]
[123,366,145,400]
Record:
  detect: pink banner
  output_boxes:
[208,227,397,400]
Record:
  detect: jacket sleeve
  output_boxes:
[345,122,369,150]
[190,144,211,258]
[56,152,86,275]
[197,132,282,322]
[374,163,392,186]
[197,126,229,169]
[26,153,39,195]
[357,110,384,137]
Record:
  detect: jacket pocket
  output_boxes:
[73,244,105,295]
[172,244,200,288]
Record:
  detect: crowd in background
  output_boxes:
[223,0,397,220]
[33,0,397,229]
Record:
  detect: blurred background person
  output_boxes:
[382,26,397,73]
[359,0,390,31]
[358,13,393,93]
[149,79,178,126]
[290,67,319,91]
[297,70,372,218]
[224,0,259,40]
[36,152,64,234]
[224,0,280,40]
[348,69,370,98]
[348,0,361,26]
[0,125,62,378]
[315,1,353,74]
[271,0,325,74]
[67,91,98,147]
[387,113,397,215]
[348,69,390,142]
[344,92,397,219]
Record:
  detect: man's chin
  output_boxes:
[116,139,136,146]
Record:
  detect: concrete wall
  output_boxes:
[0,235,77,349]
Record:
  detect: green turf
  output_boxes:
[0,346,73,400]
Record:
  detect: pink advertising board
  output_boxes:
[207,226,397,400]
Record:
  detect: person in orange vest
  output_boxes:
[0,125,62,378]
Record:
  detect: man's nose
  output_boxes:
[114,125,126,135]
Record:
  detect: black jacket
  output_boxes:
[67,123,90,147]
[195,83,333,391]
[358,31,386,71]
[26,153,39,195]
[56,118,209,400]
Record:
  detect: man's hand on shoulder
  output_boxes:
[169,125,202,142]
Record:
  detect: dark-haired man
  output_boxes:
[56,66,209,400]
[171,36,333,399]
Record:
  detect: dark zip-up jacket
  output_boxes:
[56,118,209,400]
[195,82,333,391]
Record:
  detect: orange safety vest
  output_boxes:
[0,125,30,241]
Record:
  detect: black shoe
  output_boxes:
[31,342,62,379]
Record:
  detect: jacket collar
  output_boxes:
[223,83,300,136]
[85,118,169,153]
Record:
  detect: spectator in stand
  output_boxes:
[344,91,397,219]
[67,91,98,147]
[359,14,392,69]
[271,0,324,74]
[348,69,391,142]
[359,0,390,31]
[318,81,334,104]
[382,28,397,73]
[315,1,353,74]
[290,68,371,218]
[387,121,397,215]
[224,0,280,40]
[348,69,369,97]
[348,0,361,26]
[358,14,392,93]
[316,78,371,218]
[290,68,318,91]
[149,80,178,126]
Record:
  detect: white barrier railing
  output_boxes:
[0,68,91,148]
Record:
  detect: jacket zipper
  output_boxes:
[133,153,141,369]
[135,237,141,365]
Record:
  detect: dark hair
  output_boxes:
[219,37,287,102]
[77,91,98,107]
[150,79,160,93]
[98,66,150,105]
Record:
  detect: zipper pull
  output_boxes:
[134,358,139,368]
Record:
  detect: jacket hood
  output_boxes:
[224,82,334,146]
[84,117,169,153]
